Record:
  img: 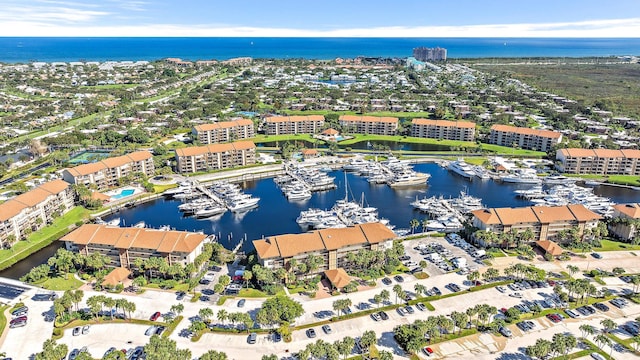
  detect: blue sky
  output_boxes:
[1,0,639,37]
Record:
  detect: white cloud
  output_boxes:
[0,5,109,24]
[0,17,639,37]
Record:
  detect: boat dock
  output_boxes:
[192,179,226,207]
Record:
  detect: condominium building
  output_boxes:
[253,223,396,274]
[609,203,640,241]
[339,115,398,136]
[0,179,74,247]
[412,47,447,61]
[489,124,562,152]
[174,140,256,174]
[192,119,255,144]
[61,224,209,268]
[411,119,476,141]
[62,151,155,191]
[471,204,601,244]
[264,115,325,135]
[555,148,640,175]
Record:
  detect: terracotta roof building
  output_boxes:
[609,203,640,241]
[411,119,476,141]
[471,204,601,243]
[61,224,209,269]
[489,124,562,152]
[101,267,131,287]
[0,179,75,248]
[174,141,256,174]
[253,223,396,274]
[555,148,640,175]
[324,268,352,289]
[535,240,563,256]
[192,119,255,144]
[264,115,325,135]
[339,115,398,136]
[62,151,155,191]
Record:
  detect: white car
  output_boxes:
[496,286,507,293]
[509,292,523,298]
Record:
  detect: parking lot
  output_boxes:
[402,235,485,277]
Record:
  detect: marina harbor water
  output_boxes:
[3,162,640,280]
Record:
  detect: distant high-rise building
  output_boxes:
[412,47,447,61]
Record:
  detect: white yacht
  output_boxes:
[228,197,260,212]
[106,218,120,227]
[133,221,146,228]
[447,160,475,180]
[287,188,312,201]
[387,171,430,187]
[501,171,542,184]
[472,165,490,180]
[195,205,227,218]
[343,158,370,172]
[543,175,576,185]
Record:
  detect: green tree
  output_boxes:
[144,335,191,360]
[200,350,228,360]
[35,339,69,360]
[359,330,377,353]
[335,337,355,360]
[255,295,304,327]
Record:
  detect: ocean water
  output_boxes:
[0,37,639,63]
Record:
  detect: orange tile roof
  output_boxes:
[473,205,601,226]
[322,128,339,135]
[175,141,256,157]
[412,118,476,128]
[613,203,640,219]
[60,224,206,254]
[252,223,396,260]
[566,204,602,222]
[494,207,538,225]
[301,149,318,155]
[535,240,563,256]
[265,115,325,123]
[557,148,640,160]
[531,206,576,223]
[324,268,351,288]
[66,151,152,176]
[491,124,561,139]
[194,119,253,132]
[620,149,640,159]
[471,209,501,225]
[0,180,70,221]
[101,267,131,287]
[339,115,398,124]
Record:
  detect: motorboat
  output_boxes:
[387,171,430,187]
[228,197,260,212]
[543,175,576,185]
[106,218,120,227]
[472,165,490,180]
[500,171,542,184]
[195,205,227,218]
[133,221,146,228]
[447,160,475,180]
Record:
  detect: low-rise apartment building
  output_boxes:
[411,119,476,141]
[253,223,396,274]
[489,124,562,152]
[62,151,155,191]
[339,115,398,136]
[555,148,640,175]
[61,224,209,268]
[192,119,255,144]
[264,115,325,135]
[174,140,256,174]
[609,203,640,241]
[0,179,75,247]
[471,204,601,244]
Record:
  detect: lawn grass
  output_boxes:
[487,248,507,258]
[0,206,90,271]
[0,305,8,335]
[40,275,83,291]
[250,134,317,143]
[594,239,640,252]
[153,183,177,193]
[607,175,640,186]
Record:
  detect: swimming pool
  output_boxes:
[111,189,135,200]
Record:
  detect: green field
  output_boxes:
[0,206,90,270]
[40,275,83,290]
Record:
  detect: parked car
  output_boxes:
[9,319,26,328]
[405,305,415,314]
[416,303,427,311]
[10,306,28,316]
[394,275,404,283]
[593,302,609,312]
[371,312,382,321]
[499,326,512,337]
[322,325,332,334]
[237,299,246,308]
[306,328,317,338]
[381,278,392,285]
[590,353,606,360]
[509,292,523,298]
[176,291,186,300]
[564,309,580,318]
[422,347,434,356]
[72,327,81,336]
[145,326,158,336]
[591,252,602,259]
[150,311,161,321]
[247,332,257,344]
[378,311,389,320]
[81,325,90,335]
[155,325,166,336]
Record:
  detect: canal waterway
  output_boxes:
[3,163,640,279]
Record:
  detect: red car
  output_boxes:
[548,280,556,286]
[546,314,560,323]
[422,347,434,356]
[10,315,27,323]
[150,312,161,321]
[232,275,243,282]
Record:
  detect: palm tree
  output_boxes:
[601,319,617,333]
[409,219,420,234]
[373,294,382,308]
[216,309,228,326]
[392,285,403,304]
[199,307,214,323]
[594,334,611,355]
[567,265,579,278]
[414,283,427,298]
[580,324,596,338]
[380,289,390,305]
